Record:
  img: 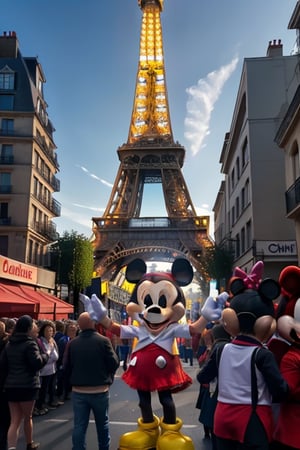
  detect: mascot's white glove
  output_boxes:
[201,292,229,322]
[79,293,90,311]
[79,293,108,323]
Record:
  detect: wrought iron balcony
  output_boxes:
[285,177,300,217]
[0,217,11,225]
[0,155,14,164]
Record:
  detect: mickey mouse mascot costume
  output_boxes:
[81,258,228,450]
[272,265,300,450]
[213,261,289,450]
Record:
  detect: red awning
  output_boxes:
[0,281,73,320]
[37,290,74,319]
[0,283,37,318]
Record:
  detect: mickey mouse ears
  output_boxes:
[230,261,280,301]
[125,257,193,286]
[126,258,147,284]
[279,265,300,297]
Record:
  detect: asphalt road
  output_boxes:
[17,361,212,450]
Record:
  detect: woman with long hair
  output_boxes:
[0,315,49,450]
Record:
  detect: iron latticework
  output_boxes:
[92,0,212,280]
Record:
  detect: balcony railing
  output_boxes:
[0,155,14,164]
[35,165,60,192]
[0,185,12,193]
[35,192,61,216]
[285,177,300,215]
[0,217,11,225]
[31,220,58,240]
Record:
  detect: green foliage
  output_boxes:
[51,230,94,312]
[200,244,234,288]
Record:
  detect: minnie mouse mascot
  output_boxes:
[81,258,228,450]
[213,261,289,450]
[272,265,300,450]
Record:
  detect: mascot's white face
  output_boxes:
[125,258,193,336]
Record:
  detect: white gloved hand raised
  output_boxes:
[79,293,108,323]
[90,294,108,322]
[201,292,229,322]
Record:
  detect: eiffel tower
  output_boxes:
[92,0,212,281]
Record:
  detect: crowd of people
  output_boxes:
[0,314,120,450]
[0,258,299,450]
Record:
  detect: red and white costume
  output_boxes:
[121,322,192,392]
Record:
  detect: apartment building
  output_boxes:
[213,38,299,281]
[0,31,61,291]
[276,1,300,264]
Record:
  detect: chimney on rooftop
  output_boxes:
[0,31,19,58]
[266,39,283,57]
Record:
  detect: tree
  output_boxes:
[199,244,234,291]
[51,230,94,315]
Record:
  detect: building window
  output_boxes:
[32,205,37,230]
[0,202,9,225]
[241,227,245,254]
[0,235,8,256]
[241,187,245,210]
[0,69,15,90]
[0,95,14,110]
[235,196,240,220]
[28,239,33,264]
[231,206,235,227]
[291,144,300,182]
[0,202,8,217]
[246,220,252,249]
[33,176,40,198]
[1,144,13,163]
[1,118,14,135]
[242,138,249,168]
[231,168,235,192]
[0,172,11,193]
[235,234,240,258]
[236,157,240,180]
[33,242,39,265]
[245,179,250,206]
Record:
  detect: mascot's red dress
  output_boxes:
[272,266,300,449]
[81,258,228,450]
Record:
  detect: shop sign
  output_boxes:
[255,241,297,257]
[0,255,38,284]
[108,283,131,305]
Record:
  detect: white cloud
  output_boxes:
[76,165,113,188]
[72,203,105,212]
[184,56,239,155]
[58,206,93,232]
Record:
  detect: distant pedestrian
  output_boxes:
[0,315,49,450]
[64,312,119,450]
[35,321,59,414]
[56,320,78,402]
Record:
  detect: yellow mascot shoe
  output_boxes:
[119,415,160,450]
[156,417,195,450]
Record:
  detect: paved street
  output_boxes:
[17,361,212,450]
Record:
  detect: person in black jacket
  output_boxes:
[0,319,10,450]
[64,312,119,450]
[0,315,49,450]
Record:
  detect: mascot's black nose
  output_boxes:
[148,306,161,314]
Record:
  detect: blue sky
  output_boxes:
[2,0,298,239]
